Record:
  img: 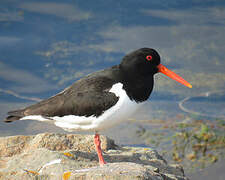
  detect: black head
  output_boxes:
[118,48,192,103]
[119,48,161,102]
[120,48,161,77]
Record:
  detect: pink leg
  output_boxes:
[94,133,106,166]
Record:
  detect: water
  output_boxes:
[0,0,225,178]
[180,91,225,119]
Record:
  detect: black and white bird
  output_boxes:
[4,48,192,165]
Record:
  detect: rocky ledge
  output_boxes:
[0,133,188,180]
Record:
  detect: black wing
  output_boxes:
[5,67,121,122]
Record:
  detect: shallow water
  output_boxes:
[1,0,225,179]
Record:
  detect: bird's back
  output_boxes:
[5,65,121,122]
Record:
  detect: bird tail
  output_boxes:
[4,109,25,123]
[4,116,21,123]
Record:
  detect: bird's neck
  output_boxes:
[120,75,154,103]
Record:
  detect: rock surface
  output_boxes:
[0,133,188,180]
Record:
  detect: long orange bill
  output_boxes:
[157,64,192,88]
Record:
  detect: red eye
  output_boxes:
[146,55,152,61]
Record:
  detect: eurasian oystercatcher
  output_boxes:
[4,48,192,165]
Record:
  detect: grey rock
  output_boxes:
[0,133,188,180]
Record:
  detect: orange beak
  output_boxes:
[157,64,192,88]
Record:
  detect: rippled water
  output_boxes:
[0,1,225,178]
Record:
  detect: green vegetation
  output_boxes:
[137,115,225,173]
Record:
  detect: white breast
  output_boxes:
[21,83,141,132]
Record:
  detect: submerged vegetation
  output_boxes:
[136,115,225,173]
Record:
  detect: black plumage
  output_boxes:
[5,48,161,122]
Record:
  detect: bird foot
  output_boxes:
[94,134,106,165]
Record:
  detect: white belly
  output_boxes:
[21,83,141,132]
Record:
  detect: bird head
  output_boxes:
[120,48,192,88]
